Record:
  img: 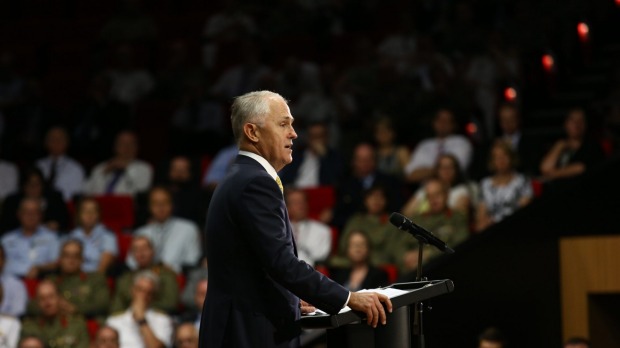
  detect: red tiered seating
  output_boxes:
[330,227,339,256]
[303,186,335,221]
[379,264,399,284]
[86,319,100,340]
[93,195,135,234]
[117,234,133,262]
[24,278,39,299]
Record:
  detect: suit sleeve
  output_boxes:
[238,176,349,314]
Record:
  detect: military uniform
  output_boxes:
[110,263,179,314]
[21,314,89,348]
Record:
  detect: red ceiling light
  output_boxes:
[465,122,477,136]
[616,0,620,7]
[577,22,589,41]
[542,54,555,72]
[504,87,517,101]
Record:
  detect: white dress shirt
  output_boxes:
[83,159,153,196]
[106,309,173,348]
[0,315,20,348]
[0,273,27,317]
[36,155,85,201]
[291,219,331,266]
[294,150,320,189]
[0,161,18,201]
[405,135,473,175]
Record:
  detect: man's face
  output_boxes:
[132,238,155,268]
[46,128,68,157]
[565,344,588,348]
[194,279,208,310]
[479,340,503,348]
[307,124,328,149]
[175,324,199,348]
[79,200,100,229]
[499,107,520,135]
[286,191,308,221]
[18,200,42,231]
[149,189,173,222]
[115,132,138,159]
[364,189,386,215]
[433,110,455,138]
[169,157,192,183]
[132,277,156,306]
[565,110,586,139]
[94,327,119,348]
[37,282,60,317]
[59,242,83,275]
[18,338,45,348]
[352,145,376,178]
[254,97,297,171]
[425,181,448,214]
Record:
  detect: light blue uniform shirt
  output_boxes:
[67,223,118,272]
[0,273,27,316]
[1,226,60,277]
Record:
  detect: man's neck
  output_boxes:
[22,227,37,236]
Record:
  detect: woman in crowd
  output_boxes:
[67,198,118,274]
[331,230,389,291]
[374,117,410,177]
[475,140,532,232]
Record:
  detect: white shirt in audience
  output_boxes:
[0,161,18,201]
[106,309,173,348]
[83,160,153,196]
[292,219,331,266]
[405,135,472,174]
[36,155,85,201]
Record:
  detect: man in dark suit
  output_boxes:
[199,91,392,348]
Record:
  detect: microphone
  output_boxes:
[389,212,455,254]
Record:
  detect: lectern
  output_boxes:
[299,279,455,348]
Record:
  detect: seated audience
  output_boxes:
[402,154,472,217]
[374,117,410,177]
[331,143,403,229]
[476,140,533,232]
[174,322,199,348]
[159,156,206,226]
[179,278,208,330]
[128,187,201,273]
[478,327,506,348]
[180,258,208,310]
[36,126,85,202]
[2,198,60,278]
[285,188,331,266]
[0,167,69,233]
[279,122,342,188]
[0,151,18,203]
[0,244,27,317]
[18,336,46,348]
[405,108,472,183]
[201,144,238,189]
[331,230,389,291]
[106,44,155,105]
[331,185,400,267]
[37,240,110,318]
[496,103,539,175]
[106,271,173,348]
[67,198,118,273]
[92,326,120,348]
[540,108,605,183]
[396,179,469,272]
[21,280,90,348]
[0,285,21,348]
[83,131,153,196]
[112,236,179,314]
[564,337,590,348]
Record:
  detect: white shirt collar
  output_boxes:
[238,150,278,180]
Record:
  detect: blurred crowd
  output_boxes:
[0,0,618,347]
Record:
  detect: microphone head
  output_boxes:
[389,212,407,228]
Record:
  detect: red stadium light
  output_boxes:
[504,87,517,101]
[616,0,620,7]
[577,22,589,41]
[466,122,477,136]
[542,54,555,72]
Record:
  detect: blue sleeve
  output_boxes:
[103,231,119,256]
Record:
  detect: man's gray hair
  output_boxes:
[133,270,161,292]
[230,90,285,144]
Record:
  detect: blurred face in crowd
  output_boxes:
[149,188,173,223]
[45,127,69,157]
[498,106,520,135]
[353,144,376,178]
[115,132,138,160]
[364,188,387,215]
[132,237,155,269]
[307,123,328,151]
[564,343,588,348]
[169,156,192,183]
[347,232,370,265]
[374,121,395,147]
[59,241,83,275]
[565,109,586,140]
[251,96,297,172]
[37,281,61,318]
[23,173,44,198]
[490,144,513,174]
[78,199,100,230]
[436,155,457,185]
[132,277,156,306]
[18,199,42,232]
[433,109,456,138]
[18,338,45,348]
[425,180,448,214]
[194,279,208,311]
[479,340,503,348]
[93,327,120,348]
[285,190,308,222]
[175,323,199,348]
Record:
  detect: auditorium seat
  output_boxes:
[106,277,116,295]
[531,178,544,197]
[24,278,39,299]
[379,264,398,285]
[303,186,335,220]
[94,195,135,234]
[330,226,339,256]
[117,233,133,262]
[86,319,100,340]
[315,265,330,278]
[176,274,187,292]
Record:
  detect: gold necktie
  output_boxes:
[275,176,284,193]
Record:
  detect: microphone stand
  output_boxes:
[413,235,427,348]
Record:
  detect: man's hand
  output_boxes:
[131,292,147,322]
[348,292,393,328]
[300,300,316,315]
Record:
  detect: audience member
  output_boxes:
[92,326,120,348]
[404,108,472,183]
[396,179,469,272]
[106,271,173,348]
[0,285,21,348]
[564,337,590,348]
[1,198,60,278]
[0,151,18,203]
[67,198,118,273]
[106,44,155,105]
[0,167,69,233]
[174,323,199,348]
[112,236,179,314]
[83,131,153,196]
[331,143,403,229]
[202,144,238,189]
[21,280,90,348]
[128,187,201,273]
[0,244,27,317]
[476,140,532,232]
[331,230,389,291]
[17,336,45,348]
[285,189,331,266]
[180,258,208,311]
[478,327,506,348]
[331,185,399,267]
[162,156,206,226]
[402,154,472,217]
[496,103,539,175]
[374,117,410,177]
[179,278,208,330]
[36,126,85,202]
[279,122,342,188]
[40,240,110,318]
[540,108,605,183]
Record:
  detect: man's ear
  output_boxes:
[243,123,260,143]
